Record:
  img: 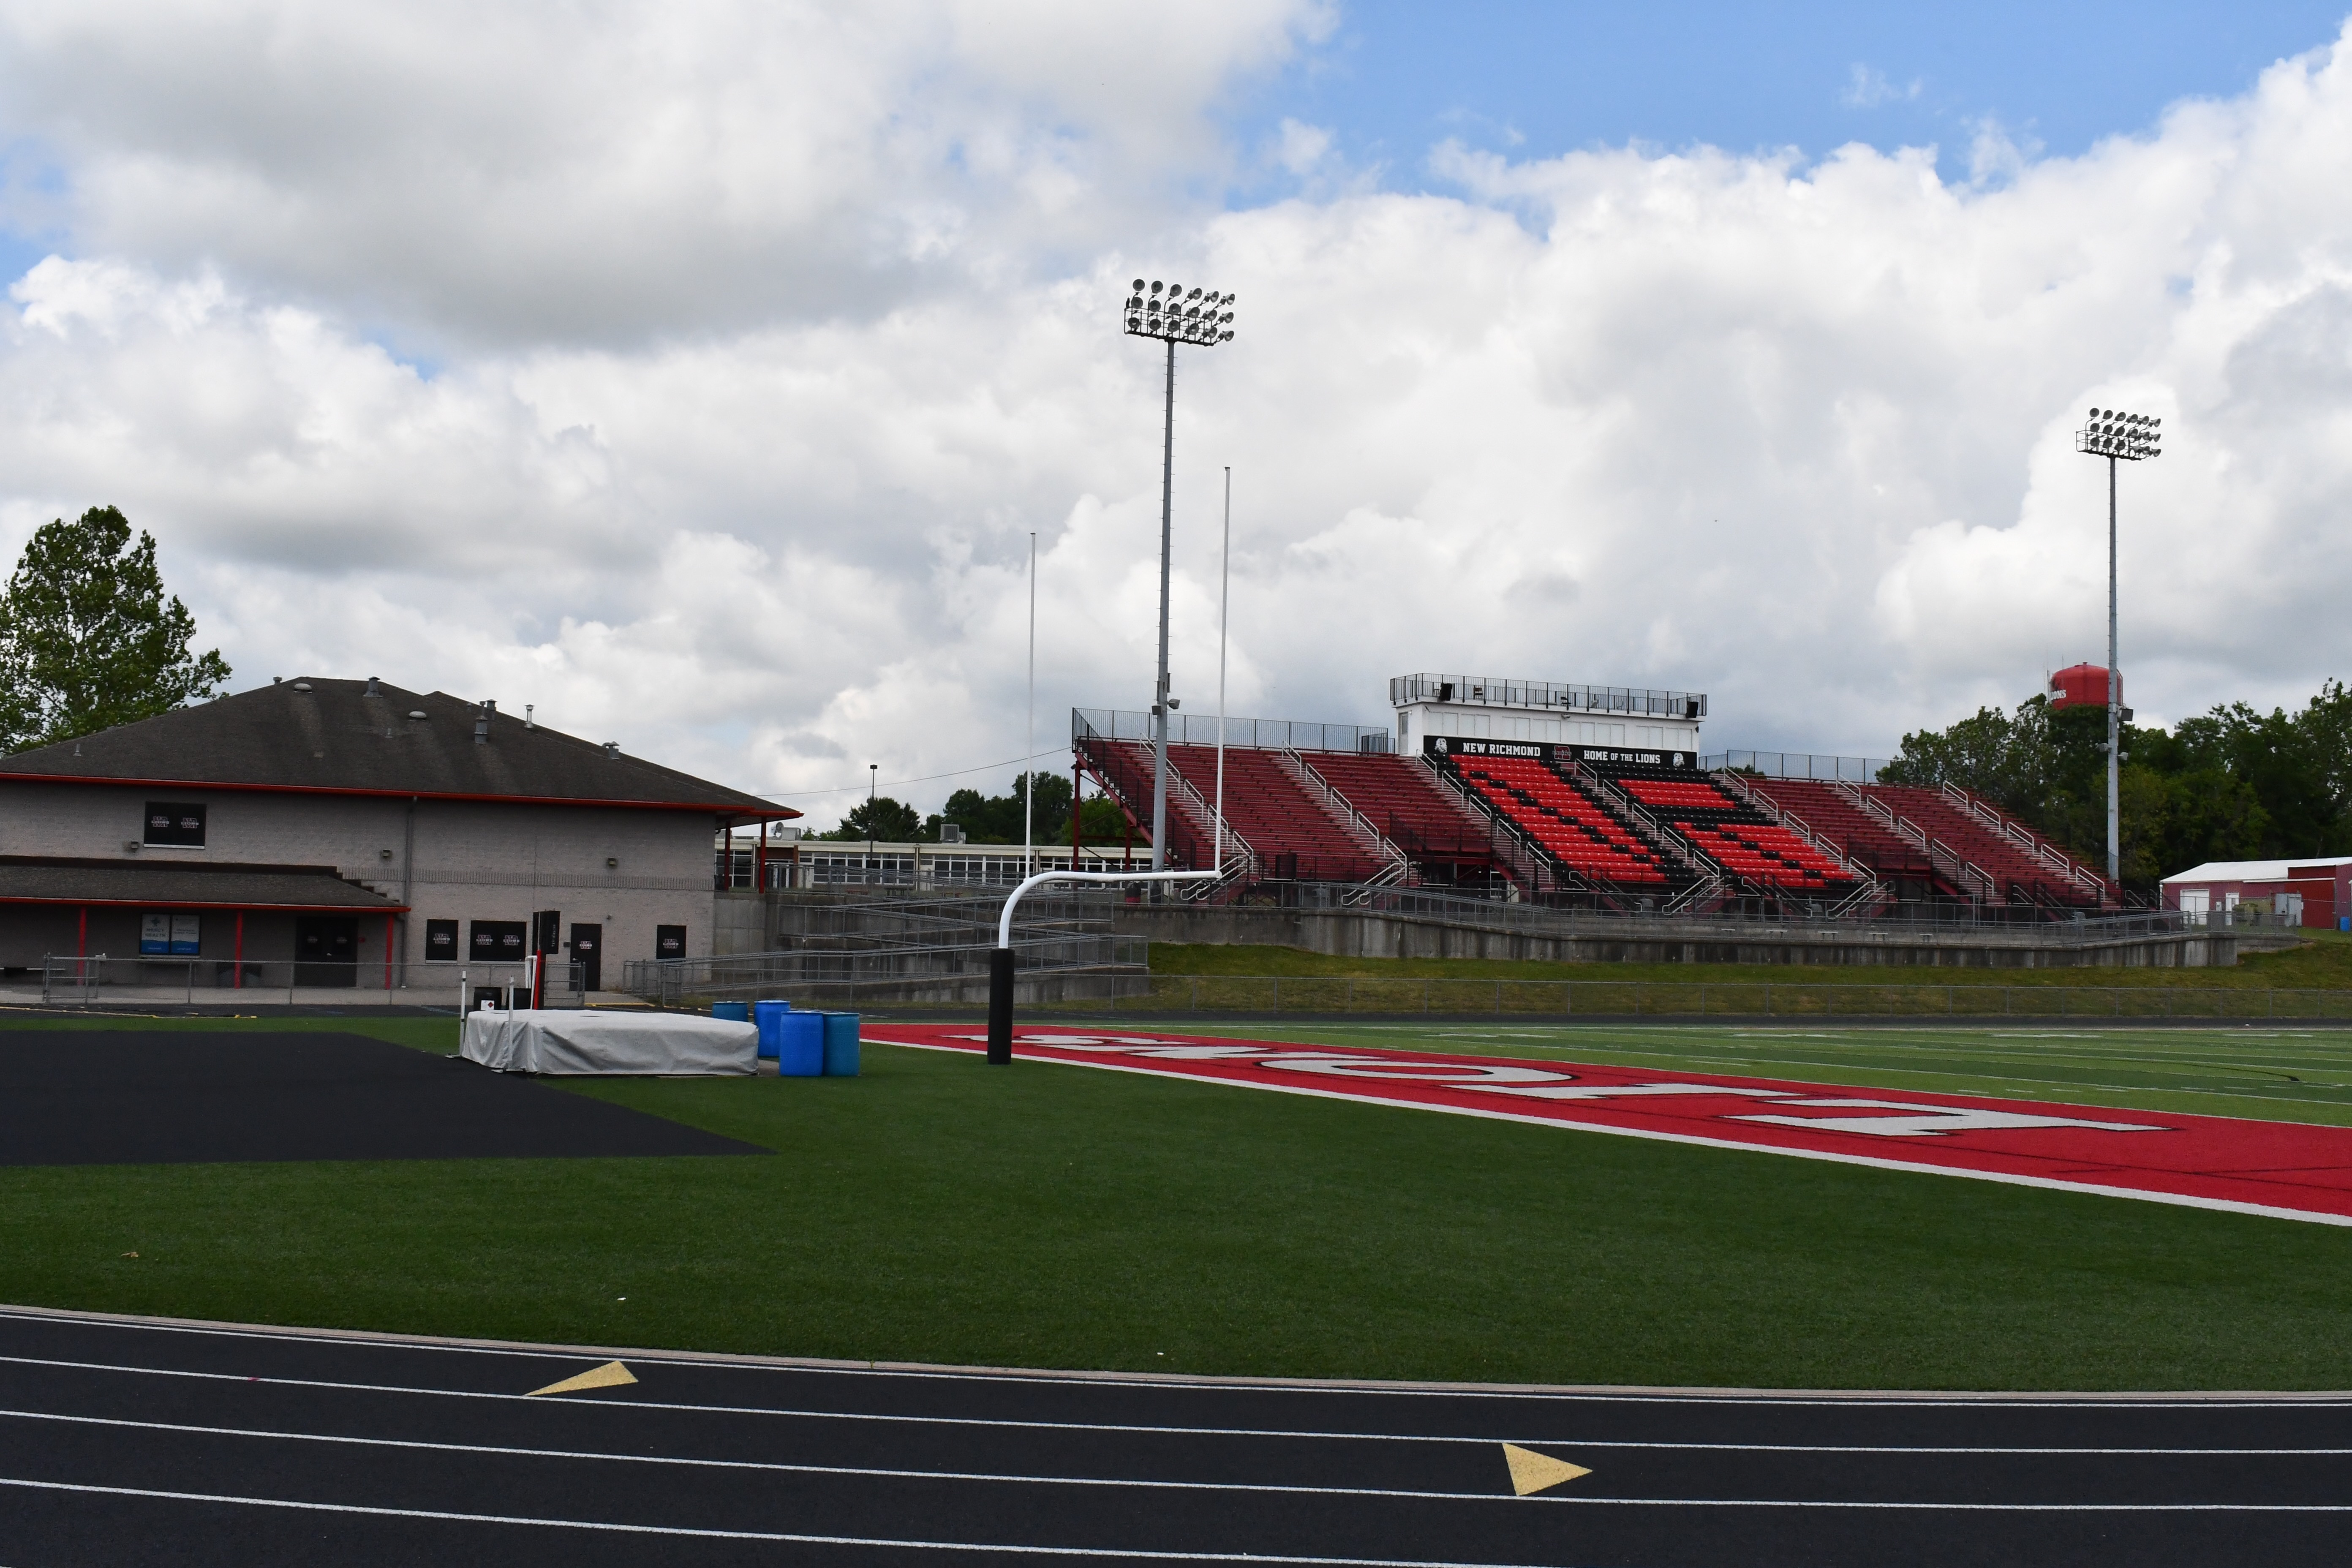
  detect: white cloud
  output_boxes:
[1275,118,1335,176]
[4,6,2352,827]
[1842,63,1921,110]
[0,0,1328,348]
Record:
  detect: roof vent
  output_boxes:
[474,707,490,745]
[603,741,621,759]
[292,680,312,692]
[407,710,427,721]
[366,675,380,695]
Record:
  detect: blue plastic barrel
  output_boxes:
[753,999,792,1059]
[2340,916,2349,934]
[821,1013,860,1077]
[776,1011,824,1077]
[711,1001,750,1023]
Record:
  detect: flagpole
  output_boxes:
[1216,467,1230,872]
[1025,530,1036,878]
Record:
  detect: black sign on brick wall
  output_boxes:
[469,920,527,961]
[142,801,207,847]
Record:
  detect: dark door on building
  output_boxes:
[294,916,359,988]
[569,923,602,992]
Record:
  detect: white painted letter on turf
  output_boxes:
[1729,1098,2165,1138]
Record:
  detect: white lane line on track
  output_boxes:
[0,1409,1527,1503]
[8,1406,2347,1467]
[6,1310,2347,1411]
[8,1349,2350,1434]
[6,1475,2351,1523]
[0,1479,1544,1564]
[0,1354,1503,1445]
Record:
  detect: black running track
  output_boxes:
[0,1308,2345,1567]
[0,1031,766,1165]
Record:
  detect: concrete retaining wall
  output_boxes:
[1115,903,2248,970]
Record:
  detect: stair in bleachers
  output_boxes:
[1305,750,1510,887]
[1739,777,1937,890]
[1864,786,2110,907]
[1079,737,1218,869]
[1165,744,1386,884]
[1440,752,1677,888]
[1590,763,1862,895]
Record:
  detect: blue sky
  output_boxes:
[1227,2,2352,188]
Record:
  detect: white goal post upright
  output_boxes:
[985,467,1235,1066]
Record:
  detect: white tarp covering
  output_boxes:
[461,1010,758,1076]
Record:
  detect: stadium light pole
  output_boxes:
[1123,276,1237,878]
[974,279,1240,1069]
[2075,406,2162,888]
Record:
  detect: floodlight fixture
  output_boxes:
[1125,278,1239,348]
[2076,403,2164,889]
[2075,406,2161,462]
[1122,273,1240,877]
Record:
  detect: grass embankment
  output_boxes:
[5,1015,2352,1388]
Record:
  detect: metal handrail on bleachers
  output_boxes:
[1071,715,1258,897]
[1713,770,1883,892]
[1282,751,1409,897]
[1422,754,1590,899]
[1414,756,1554,895]
[1557,757,1722,896]
[1938,782,2113,904]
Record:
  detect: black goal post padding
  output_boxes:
[986,947,1015,1064]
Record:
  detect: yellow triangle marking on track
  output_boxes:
[1502,1442,1592,1496]
[526,1360,639,1397]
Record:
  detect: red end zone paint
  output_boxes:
[865,1025,2352,1227]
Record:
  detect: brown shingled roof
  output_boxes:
[0,855,402,911]
[0,678,795,817]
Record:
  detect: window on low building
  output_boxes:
[425,919,460,960]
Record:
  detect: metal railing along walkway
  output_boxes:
[1029,975,2352,1021]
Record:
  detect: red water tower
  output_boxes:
[2049,664,2118,710]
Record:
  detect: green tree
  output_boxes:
[1884,677,2352,893]
[821,795,925,842]
[1071,794,1136,847]
[923,772,1076,844]
[0,506,231,753]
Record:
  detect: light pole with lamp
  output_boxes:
[976,278,1240,1066]
[1124,277,1236,877]
[866,763,878,886]
[2075,406,2161,889]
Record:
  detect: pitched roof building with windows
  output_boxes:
[0,678,797,999]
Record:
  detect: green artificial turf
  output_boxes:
[3,1015,2350,1389]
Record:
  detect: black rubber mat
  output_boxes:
[0,1031,768,1166]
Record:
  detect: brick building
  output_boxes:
[0,677,794,996]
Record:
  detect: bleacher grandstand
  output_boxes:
[1068,675,2118,915]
